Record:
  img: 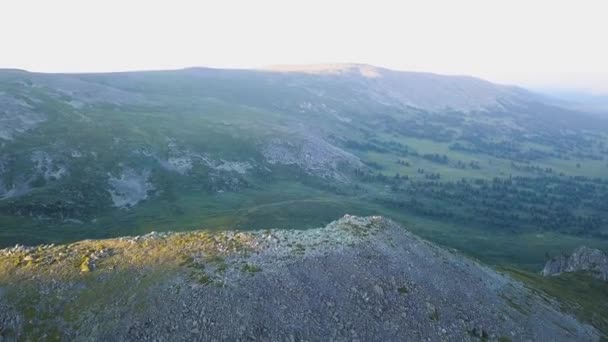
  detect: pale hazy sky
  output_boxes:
[2,0,607,93]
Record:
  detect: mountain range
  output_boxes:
[1,64,608,268]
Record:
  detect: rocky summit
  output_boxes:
[0,215,598,341]
[542,246,608,281]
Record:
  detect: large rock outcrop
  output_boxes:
[542,246,608,281]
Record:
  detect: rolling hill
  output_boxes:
[1,64,608,270]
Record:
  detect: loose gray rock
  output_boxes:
[0,215,599,341]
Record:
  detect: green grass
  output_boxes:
[397,286,410,294]
[68,193,608,271]
[502,267,608,338]
[241,263,262,273]
[2,173,607,272]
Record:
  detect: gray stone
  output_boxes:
[373,284,384,297]
[542,246,608,281]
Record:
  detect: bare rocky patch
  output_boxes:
[262,135,362,181]
[31,151,67,181]
[0,91,46,141]
[108,168,155,208]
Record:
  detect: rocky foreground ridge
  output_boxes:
[542,246,608,281]
[0,216,599,341]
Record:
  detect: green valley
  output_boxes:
[1,64,608,270]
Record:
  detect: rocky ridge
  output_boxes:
[542,246,608,281]
[0,215,599,341]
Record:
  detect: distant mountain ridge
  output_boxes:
[262,63,528,112]
[2,63,530,113]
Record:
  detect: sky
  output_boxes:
[1,0,607,93]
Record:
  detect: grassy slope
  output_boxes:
[502,267,608,339]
